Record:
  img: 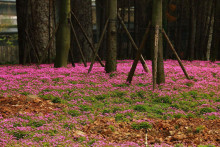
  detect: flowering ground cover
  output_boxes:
[0,60,220,146]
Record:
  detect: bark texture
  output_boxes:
[105,0,117,73]
[54,0,70,67]
[151,0,165,85]
[16,0,55,64]
[71,0,93,62]
[210,0,220,61]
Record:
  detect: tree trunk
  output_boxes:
[96,0,108,60]
[54,0,70,67]
[16,0,28,65]
[135,0,152,60]
[16,0,55,64]
[210,0,220,62]
[188,0,196,61]
[152,0,165,85]
[71,0,93,62]
[105,0,117,73]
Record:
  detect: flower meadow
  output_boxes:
[0,60,220,146]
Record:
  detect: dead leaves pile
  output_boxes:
[80,117,220,146]
[0,95,64,118]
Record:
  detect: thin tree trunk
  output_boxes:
[206,3,215,61]
[105,0,117,73]
[188,0,196,61]
[152,0,165,84]
[152,0,164,89]
[16,0,28,64]
[210,0,220,62]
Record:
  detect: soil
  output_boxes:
[0,95,220,146]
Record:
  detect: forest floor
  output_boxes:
[0,60,220,146]
[0,95,220,146]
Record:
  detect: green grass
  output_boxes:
[131,122,152,130]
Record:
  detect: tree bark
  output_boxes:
[16,0,55,64]
[16,0,28,64]
[71,0,93,62]
[135,0,152,60]
[210,0,220,61]
[54,0,70,67]
[151,0,165,85]
[105,0,117,73]
[188,0,196,61]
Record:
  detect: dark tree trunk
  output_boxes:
[96,0,108,60]
[187,0,196,61]
[16,0,55,65]
[210,0,220,61]
[16,0,28,64]
[71,0,93,63]
[135,0,152,60]
[105,0,117,73]
[151,0,165,88]
[54,0,70,67]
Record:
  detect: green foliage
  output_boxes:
[102,109,111,114]
[112,83,129,87]
[27,120,46,128]
[87,139,96,146]
[174,144,184,147]
[195,125,205,133]
[186,113,196,118]
[42,142,50,147]
[33,136,44,142]
[62,93,73,101]
[111,91,126,98]
[207,115,217,120]
[0,35,18,47]
[77,136,86,142]
[70,81,78,85]
[188,91,198,99]
[63,123,74,130]
[52,78,61,82]
[10,131,29,140]
[185,82,193,87]
[95,94,109,100]
[109,125,115,131]
[79,105,91,111]
[41,95,56,101]
[111,107,122,113]
[115,113,124,121]
[109,73,116,78]
[200,107,216,114]
[68,110,80,117]
[46,129,58,136]
[174,113,185,119]
[13,123,21,127]
[122,97,132,104]
[198,145,216,147]
[131,91,146,99]
[136,83,151,87]
[171,103,179,109]
[212,72,217,78]
[52,97,62,103]
[152,96,172,104]
[134,105,147,112]
[20,91,30,96]
[131,122,152,130]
